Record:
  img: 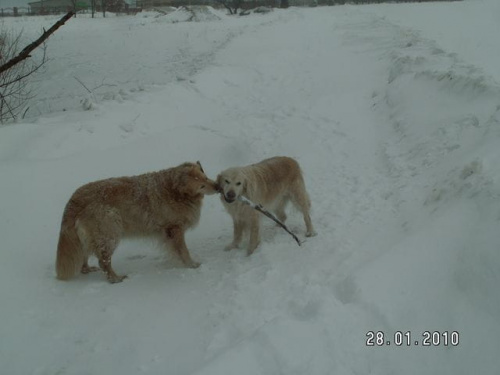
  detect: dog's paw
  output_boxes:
[246,243,259,256]
[81,265,100,274]
[188,261,201,269]
[107,274,128,284]
[306,230,317,238]
[246,248,257,256]
[224,243,238,251]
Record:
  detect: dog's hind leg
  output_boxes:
[165,226,200,268]
[81,235,125,283]
[97,245,127,284]
[80,258,99,274]
[289,182,317,237]
[78,213,126,283]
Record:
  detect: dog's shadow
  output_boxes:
[103,238,190,277]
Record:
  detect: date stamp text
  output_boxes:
[366,331,460,347]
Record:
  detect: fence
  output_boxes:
[0,7,31,17]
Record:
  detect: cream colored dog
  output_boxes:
[56,161,219,283]
[217,156,316,255]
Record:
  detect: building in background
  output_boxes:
[28,0,90,14]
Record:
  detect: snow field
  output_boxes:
[0,2,499,374]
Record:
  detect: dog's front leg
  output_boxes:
[247,213,260,256]
[165,226,200,268]
[225,218,244,251]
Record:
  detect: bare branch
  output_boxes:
[0,11,74,76]
[73,76,92,94]
[0,46,47,88]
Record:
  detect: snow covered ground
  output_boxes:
[0,1,499,374]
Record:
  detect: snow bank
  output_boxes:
[154,6,222,23]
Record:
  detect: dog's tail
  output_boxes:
[56,204,85,280]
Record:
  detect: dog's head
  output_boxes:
[180,161,219,197]
[216,168,246,204]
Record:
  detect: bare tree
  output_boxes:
[106,0,125,13]
[216,0,243,15]
[69,0,82,16]
[0,12,74,123]
[0,31,46,122]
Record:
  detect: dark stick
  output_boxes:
[238,195,302,246]
[0,11,75,76]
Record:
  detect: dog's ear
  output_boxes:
[196,161,205,173]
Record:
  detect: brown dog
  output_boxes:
[56,161,218,283]
[217,156,316,255]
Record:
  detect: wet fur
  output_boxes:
[56,162,218,283]
[217,156,316,255]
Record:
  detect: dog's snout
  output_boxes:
[223,190,236,203]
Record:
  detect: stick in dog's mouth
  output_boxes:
[237,195,256,206]
[236,195,302,246]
